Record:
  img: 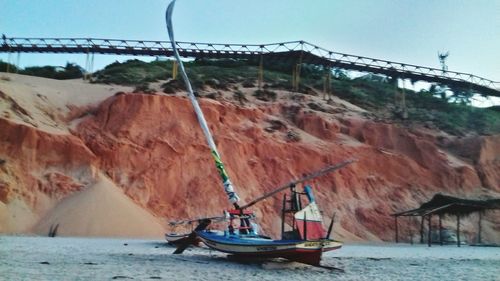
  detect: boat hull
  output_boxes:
[197,230,342,265]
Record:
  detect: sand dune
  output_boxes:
[0,73,132,134]
[32,174,165,238]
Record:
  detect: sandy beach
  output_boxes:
[1,236,499,281]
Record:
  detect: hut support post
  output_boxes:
[456,215,461,247]
[477,212,482,244]
[439,214,443,246]
[420,216,424,244]
[394,216,399,243]
[427,215,432,247]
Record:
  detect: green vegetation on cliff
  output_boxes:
[1,61,83,80]
[2,58,498,135]
[91,58,498,135]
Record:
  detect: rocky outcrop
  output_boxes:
[445,135,500,190]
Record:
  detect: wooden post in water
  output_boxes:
[427,215,432,247]
[439,214,443,246]
[394,216,399,243]
[457,214,461,247]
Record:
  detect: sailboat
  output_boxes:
[165,0,353,266]
[195,173,350,266]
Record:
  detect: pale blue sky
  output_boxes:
[1,0,499,81]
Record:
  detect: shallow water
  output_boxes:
[1,236,499,281]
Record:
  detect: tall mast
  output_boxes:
[166,0,240,207]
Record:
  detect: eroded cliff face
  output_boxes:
[0,74,498,241]
[0,117,98,232]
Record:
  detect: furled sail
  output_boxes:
[165,0,240,206]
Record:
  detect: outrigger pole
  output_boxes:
[168,215,226,226]
[166,0,240,208]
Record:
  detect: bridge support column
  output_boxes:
[292,51,303,92]
[258,54,264,90]
[394,77,408,119]
[84,52,94,81]
[6,51,12,73]
[323,66,332,100]
[15,52,20,73]
[292,64,301,92]
[172,61,178,79]
[401,82,408,119]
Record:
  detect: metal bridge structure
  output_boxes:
[1,36,499,96]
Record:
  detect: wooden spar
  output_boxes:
[326,212,336,239]
[281,194,286,239]
[240,159,355,210]
[303,212,307,240]
[168,215,226,226]
[173,219,211,254]
[166,0,240,207]
[293,185,301,211]
[240,216,248,235]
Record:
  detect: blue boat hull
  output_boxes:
[196,230,342,265]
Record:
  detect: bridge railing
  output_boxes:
[2,37,498,92]
[298,41,499,89]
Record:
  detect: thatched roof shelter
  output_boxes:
[393,194,500,217]
[391,193,500,247]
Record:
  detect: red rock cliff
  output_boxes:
[73,93,499,241]
[1,79,498,241]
